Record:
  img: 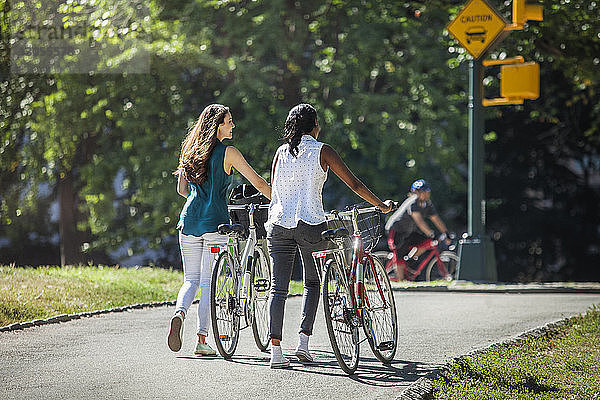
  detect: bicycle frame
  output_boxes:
[216,203,269,328]
[315,206,388,323]
[390,238,449,281]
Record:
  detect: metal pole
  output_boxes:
[458,58,497,281]
[468,59,484,237]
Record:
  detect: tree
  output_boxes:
[482,0,600,280]
[2,0,598,282]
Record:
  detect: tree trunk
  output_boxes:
[58,172,83,266]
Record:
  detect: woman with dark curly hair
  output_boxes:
[167,104,271,356]
[265,103,392,368]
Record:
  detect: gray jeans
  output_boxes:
[267,221,327,341]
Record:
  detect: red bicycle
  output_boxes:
[374,232,459,282]
[312,202,398,374]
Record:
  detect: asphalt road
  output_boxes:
[1,292,599,400]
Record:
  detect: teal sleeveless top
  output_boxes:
[177,141,231,237]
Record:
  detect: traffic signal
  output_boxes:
[482,57,540,106]
[513,0,543,26]
[501,62,539,100]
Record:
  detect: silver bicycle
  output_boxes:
[210,203,271,358]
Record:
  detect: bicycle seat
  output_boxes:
[218,223,246,236]
[321,228,350,241]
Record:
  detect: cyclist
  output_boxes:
[167,104,271,356]
[386,179,450,281]
[265,103,393,368]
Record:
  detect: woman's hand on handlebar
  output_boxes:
[378,199,396,214]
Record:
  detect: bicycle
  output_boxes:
[375,232,459,282]
[312,203,398,375]
[210,202,271,358]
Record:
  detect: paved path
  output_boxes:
[1,292,599,399]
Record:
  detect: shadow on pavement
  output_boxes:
[348,357,439,387]
[177,348,439,385]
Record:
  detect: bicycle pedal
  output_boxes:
[253,278,269,292]
[219,335,231,341]
[377,341,394,351]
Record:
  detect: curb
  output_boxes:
[394,317,575,400]
[0,293,304,333]
[0,300,176,333]
[390,283,600,294]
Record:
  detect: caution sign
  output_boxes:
[447,0,507,59]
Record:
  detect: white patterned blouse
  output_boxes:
[265,134,328,231]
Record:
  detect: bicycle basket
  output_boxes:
[326,207,384,252]
[228,184,269,239]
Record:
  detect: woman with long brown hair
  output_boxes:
[167,104,271,356]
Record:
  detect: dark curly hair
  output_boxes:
[284,104,317,157]
[175,104,230,184]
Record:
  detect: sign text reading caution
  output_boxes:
[460,14,493,23]
[446,0,507,59]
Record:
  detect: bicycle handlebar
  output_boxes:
[325,207,377,220]
[325,201,399,220]
[227,204,270,211]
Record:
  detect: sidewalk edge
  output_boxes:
[391,286,600,294]
[0,300,177,333]
[0,293,304,333]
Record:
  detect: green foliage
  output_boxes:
[1,0,598,279]
[3,0,468,265]
[432,306,600,399]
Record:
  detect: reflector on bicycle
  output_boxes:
[219,335,231,341]
[211,246,221,253]
[314,251,328,258]
[377,341,395,351]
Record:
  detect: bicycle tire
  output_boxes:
[251,247,270,352]
[362,255,398,363]
[210,251,240,359]
[322,259,360,375]
[425,251,459,282]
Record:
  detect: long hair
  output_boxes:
[175,104,230,184]
[283,103,317,157]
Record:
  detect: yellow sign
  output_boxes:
[447,0,508,59]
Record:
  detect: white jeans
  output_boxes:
[176,231,228,336]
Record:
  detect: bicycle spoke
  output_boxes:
[426,251,459,281]
[251,248,271,351]
[323,260,359,374]
[211,252,240,358]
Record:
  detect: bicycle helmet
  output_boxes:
[410,179,431,192]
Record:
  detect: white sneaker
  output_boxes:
[295,332,314,363]
[167,312,184,352]
[270,347,291,369]
[295,347,314,363]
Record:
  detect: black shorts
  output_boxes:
[394,231,428,256]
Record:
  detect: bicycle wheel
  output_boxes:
[251,247,270,352]
[425,251,459,282]
[373,251,398,280]
[362,255,398,363]
[210,251,240,359]
[322,259,360,375]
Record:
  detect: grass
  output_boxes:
[431,305,600,399]
[0,265,305,326]
[0,265,184,326]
